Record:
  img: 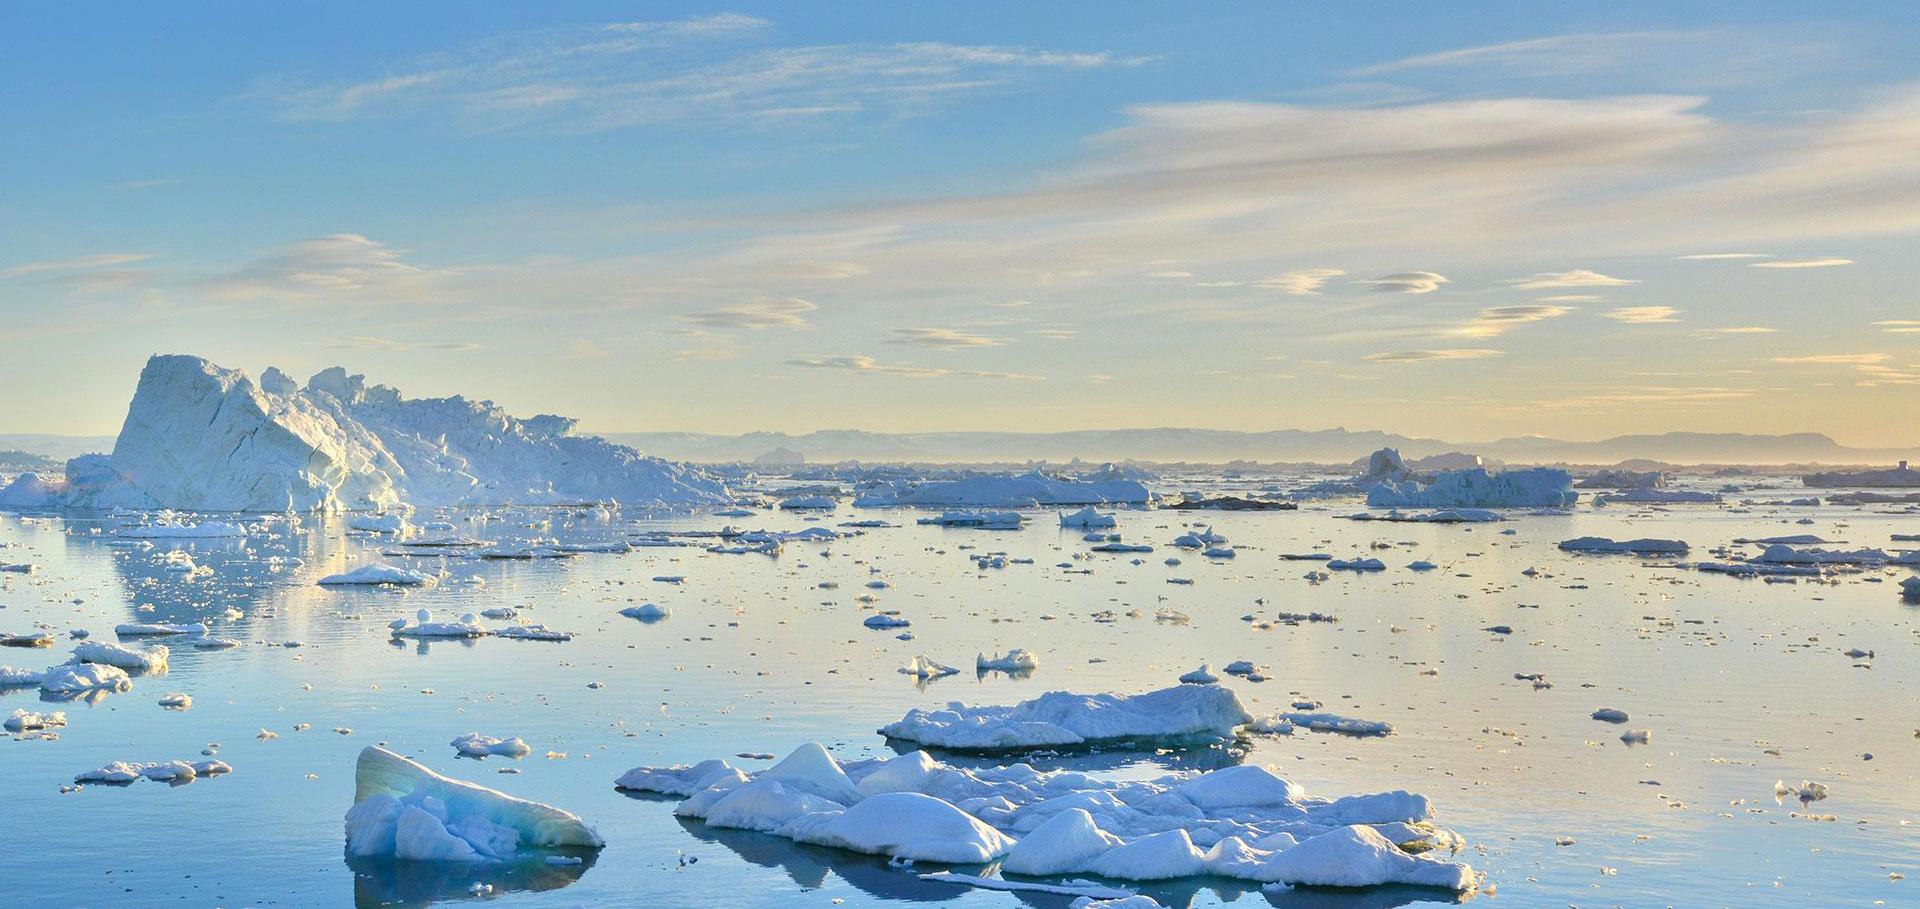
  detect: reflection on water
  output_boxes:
[676,816,1459,909]
[7,488,1920,908]
[346,850,598,908]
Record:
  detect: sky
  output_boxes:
[3,2,1918,446]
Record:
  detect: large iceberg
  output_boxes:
[1366,466,1577,509]
[1,355,727,512]
[621,743,1478,891]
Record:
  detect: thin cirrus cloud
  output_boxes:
[1363,348,1504,362]
[1252,268,1345,294]
[1504,268,1639,290]
[199,234,445,303]
[260,14,1142,132]
[1874,320,1920,334]
[1749,257,1854,269]
[787,354,1042,380]
[679,296,818,330]
[1769,352,1889,366]
[1454,304,1572,338]
[325,336,482,352]
[888,327,1006,349]
[1359,271,1449,294]
[0,253,152,280]
[1604,305,1681,323]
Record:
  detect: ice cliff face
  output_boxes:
[9,355,727,511]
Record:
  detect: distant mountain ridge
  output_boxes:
[9,427,1909,469]
[602,428,1913,466]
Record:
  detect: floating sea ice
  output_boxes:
[1178,665,1219,684]
[114,622,207,637]
[976,649,1039,674]
[391,610,487,638]
[1273,712,1394,737]
[1591,708,1630,724]
[877,685,1250,751]
[318,563,439,587]
[625,743,1477,891]
[900,655,961,679]
[158,692,192,710]
[40,663,133,694]
[451,733,533,758]
[0,665,47,687]
[614,759,741,797]
[619,603,670,621]
[496,625,574,641]
[344,746,604,861]
[863,614,910,629]
[75,759,230,785]
[1775,779,1829,803]
[1060,507,1119,529]
[1327,558,1386,572]
[6,708,66,732]
[1558,537,1690,555]
[0,631,54,648]
[73,641,170,672]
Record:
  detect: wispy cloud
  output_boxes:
[1749,257,1853,269]
[1770,352,1889,366]
[889,327,1006,349]
[1253,268,1345,295]
[201,234,447,303]
[1874,320,1920,334]
[680,296,817,330]
[1358,271,1449,294]
[787,354,1041,380]
[1364,348,1503,362]
[260,16,1140,132]
[1350,28,1837,85]
[1675,252,1771,260]
[1454,304,1572,338]
[0,253,152,280]
[1505,268,1638,290]
[1604,305,1681,323]
[325,336,482,352]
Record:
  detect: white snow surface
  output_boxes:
[621,742,1476,889]
[877,685,1251,751]
[344,745,603,861]
[2,355,727,512]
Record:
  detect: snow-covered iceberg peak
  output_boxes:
[10,354,728,511]
[344,745,604,861]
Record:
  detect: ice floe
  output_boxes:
[877,685,1250,751]
[344,746,604,860]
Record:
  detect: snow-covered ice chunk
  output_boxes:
[40,663,133,694]
[1060,507,1119,529]
[451,733,532,758]
[619,603,670,621]
[392,610,487,638]
[901,655,961,679]
[976,649,1039,674]
[779,791,1017,863]
[878,685,1251,751]
[74,641,170,672]
[319,563,439,587]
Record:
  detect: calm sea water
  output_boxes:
[1,478,1916,908]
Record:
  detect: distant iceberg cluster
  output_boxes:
[0,355,728,511]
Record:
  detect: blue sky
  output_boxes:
[4,3,1918,444]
